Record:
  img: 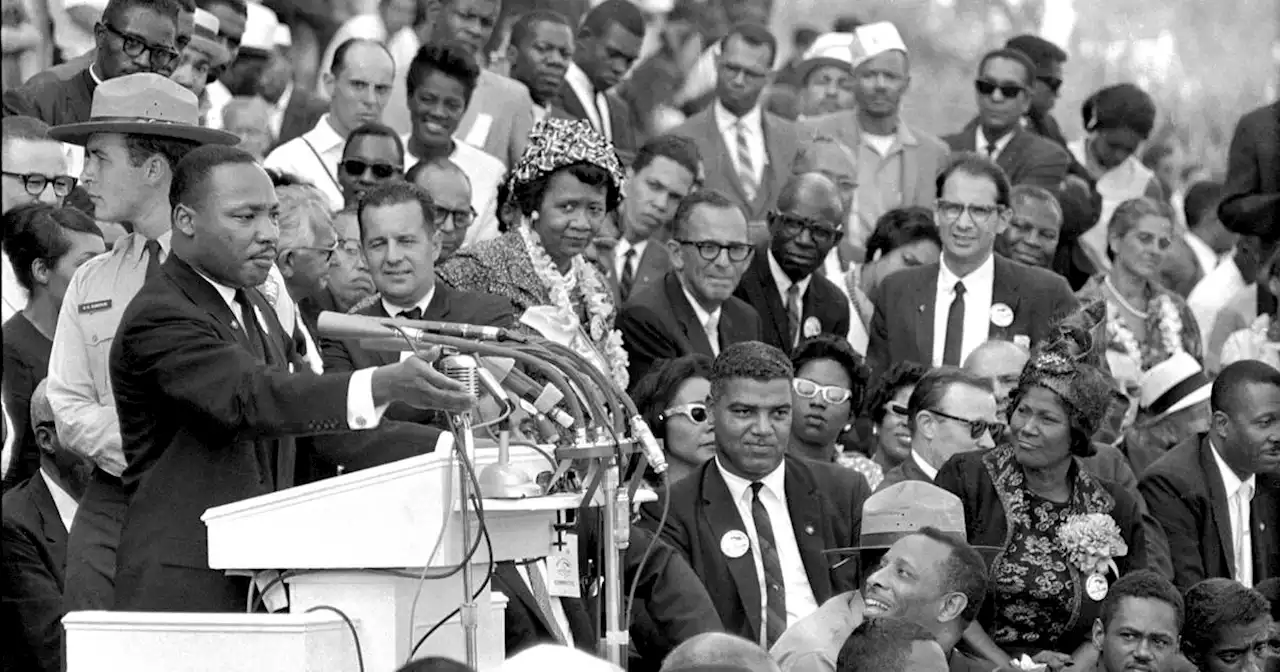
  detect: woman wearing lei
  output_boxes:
[1075,197,1201,373]
[437,118,630,386]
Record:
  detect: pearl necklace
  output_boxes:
[1104,276,1148,319]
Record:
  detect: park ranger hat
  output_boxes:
[49,73,240,146]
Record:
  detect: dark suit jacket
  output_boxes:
[943,119,1071,189]
[878,456,933,491]
[2,473,69,672]
[1137,434,1280,590]
[606,238,672,307]
[554,83,638,167]
[1,314,51,492]
[2,65,95,125]
[1218,101,1280,241]
[619,271,762,387]
[493,561,597,656]
[866,255,1079,376]
[637,455,870,644]
[669,105,805,228]
[274,88,328,148]
[733,249,850,352]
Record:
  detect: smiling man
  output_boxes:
[880,368,997,490]
[1091,571,1185,672]
[995,185,1063,269]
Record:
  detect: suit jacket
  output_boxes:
[733,249,850,352]
[944,119,1071,189]
[457,70,536,168]
[606,238,672,307]
[866,255,1079,376]
[2,65,96,125]
[619,271,762,386]
[669,105,805,228]
[1,473,68,672]
[1137,434,1280,590]
[275,88,328,148]
[638,455,870,644]
[1218,101,1280,241]
[1,314,51,492]
[493,561,597,656]
[553,84,639,167]
[878,456,933,491]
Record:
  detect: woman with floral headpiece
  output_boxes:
[437,118,630,386]
[935,342,1150,672]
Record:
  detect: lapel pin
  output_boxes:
[804,524,815,535]
[721,530,750,559]
[917,304,925,313]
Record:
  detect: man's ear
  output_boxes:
[172,203,196,237]
[938,591,968,624]
[277,249,295,277]
[29,258,51,287]
[1091,618,1105,652]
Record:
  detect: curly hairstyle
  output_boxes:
[791,334,870,411]
[709,341,793,401]
[630,354,714,443]
[1100,570,1184,631]
[863,361,928,426]
[1181,578,1270,665]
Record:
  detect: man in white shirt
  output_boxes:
[264,38,396,210]
[880,368,998,489]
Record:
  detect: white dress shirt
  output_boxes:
[204,79,233,131]
[564,62,613,141]
[404,137,505,249]
[715,457,819,629]
[680,280,721,356]
[714,101,767,188]
[614,238,648,280]
[516,559,575,646]
[41,469,79,532]
[767,250,812,332]
[382,286,437,363]
[265,114,348,210]
[974,127,1016,160]
[1184,232,1221,277]
[1210,440,1256,587]
[910,450,939,480]
[932,253,996,367]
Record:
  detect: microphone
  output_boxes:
[480,357,575,429]
[439,354,479,418]
[317,311,516,347]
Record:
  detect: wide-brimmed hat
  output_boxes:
[794,32,857,85]
[48,73,240,146]
[1140,350,1211,418]
[186,9,229,66]
[240,1,280,55]
[825,481,1000,565]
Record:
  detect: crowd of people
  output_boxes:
[1,0,1278,671]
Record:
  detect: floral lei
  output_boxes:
[517,223,630,388]
[1106,292,1184,370]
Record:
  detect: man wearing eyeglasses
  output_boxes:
[866,154,1078,377]
[2,0,184,127]
[618,188,762,388]
[408,157,476,262]
[336,122,405,209]
[880,367,999,490]
[942,48,1071,190]
[734,172,850,353]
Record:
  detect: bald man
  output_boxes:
[408,159,473,262]
[734,173,852,351]
[661,632,782,672]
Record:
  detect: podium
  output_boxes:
[198,442,577,671]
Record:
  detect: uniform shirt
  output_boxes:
[404,137,505,249]
[932,253,996,367]
[264,114,347,210]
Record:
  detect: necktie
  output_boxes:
[985,141,998,158]
[704,312,720,356]
[736,120,757,202]
[525,560,566,643]
[398,307,423,320]
[750,482,786,647]
[592,92,611,141]
[619,248,636,302]
[1234,482,1254,587]
[786,283,804,349]
[143,238,163,280]
[942,281,966,365]
[234,289,268,364]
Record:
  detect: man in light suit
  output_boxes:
[803,22,950,258]
[866,153,1077,377]
[943,48,1071,190]
[556,0,645,166]
[669,23,804,244]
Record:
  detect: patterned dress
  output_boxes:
[1075,275,1202,371]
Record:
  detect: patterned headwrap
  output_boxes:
[1047,299,1112,375]
[1016,339,1115,441]
[504,118,626,196]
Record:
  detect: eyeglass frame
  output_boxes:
[768,211,843,248]
[974,78,1027,99]
[936,198,1007,226]
[674,239,754,263]
[660,402,708,425]
[432,205,478,231]
[286,242,339,263]
[339,159,403,180]
[792,378,854,405]
[99,21,180,69]
[924,407,1002,440]
[2,171,78,198]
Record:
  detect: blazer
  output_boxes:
[865,255,1079,376]
[733,249,850,352]
[878,456,933,491]
[1218,101,1280,242]
[1,314,51,492]
[493,561,597,656]
[553,83,639,167]
[1,64,96,126]
[607,238,672,307]
[619,271,762,386]
[669,105,806,227]
[457,70,537,168]
[943,119,1072,189]
[1137,433,1280,590]
[1,473,68,672]
[637,455,870,644]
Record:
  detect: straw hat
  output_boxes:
[1139,350,1212,418]
[48,73,240,146]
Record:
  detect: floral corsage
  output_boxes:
[1057,512,1129,600]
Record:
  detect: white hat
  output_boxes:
[274,23,292,48]
[240,2,280,54]
[187,9,228,65]
[850,21,908,70]
[795,32,857,84]
[1139,350,1212,417]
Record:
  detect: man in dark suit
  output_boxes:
[1218,101,1280,315]
[668,23,805,242]
[1139,360,1280,591]
[556,0,645,166]
[109,146,478,613]
[506,10,573,123]
[867,153,1078,377]
[2,381,90,672]
[619,190,762,387]
[878,368,998,492]
[639,342,870,648]
[734,173,850,352]
[943,48,1071,190]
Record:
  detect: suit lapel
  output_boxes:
[899,131,921,210]
[998,131,1030,178]
[357,301,401,367]
[701,110,752,206]
[759,114,788,211]
[1251,478,1278,582]
[163,256,247,347]
[699,463,763,641]
[743,251,789,347]
[1199,438,1239,577]
[914,265,941,363]
[989,257,1023,340]
[784,460,833,601]
[495,563,560,638]
[31,475,68,575]
[636,241,669,290]
[665,273,715,356]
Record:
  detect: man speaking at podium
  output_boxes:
[109,146,478,613]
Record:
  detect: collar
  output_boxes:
[714,99,764,135]
[275,81,294,115]
[975,125,1016,155]
[910,449,939,480]
[1209,438,1257,499]
[117,230,173,257]
[1184,232,1221,271]
[88,63,104,85]
[308,114,349,153]
[402,132,468,168]
[566,61,599,95]
[616,237,647,261]
[679,277,720,327]
[767,248,812,299]
[40,468,78,532]
[382,283,437,318]
[190,264,239,313]
[939,249,996,286]
[861,121,920,149]
[716,455,786,505]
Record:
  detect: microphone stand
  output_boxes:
[441,354,481,669]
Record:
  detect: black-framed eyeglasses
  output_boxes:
[974,79,1026,99]
[660,402,708,424]
[100,21,180,69]
[936,199,1004,225]
[432,206,477,231]
[292,243,338,262]
[1037,75,1063,94]
[769,212,842,247]
[926,407,1001,440]
[2,171,78,198]
[676,239,753,263]
[793,378,853,404]
[340,159,402,180]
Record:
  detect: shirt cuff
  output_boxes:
[346,368,389,430]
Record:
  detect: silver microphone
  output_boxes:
[440,354,480,398]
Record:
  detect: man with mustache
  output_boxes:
[1140,359,1280,590]
[994,185,1063,270]
[1090,571,1185,672]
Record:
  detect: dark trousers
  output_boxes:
[62,468,128,612]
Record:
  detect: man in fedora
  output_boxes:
[168,8,228,102]
[770,481,995,672]
[44,72,240,612]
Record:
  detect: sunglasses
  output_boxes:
[936,199,1004,225]
[1037,75,1063,94]
[3,171,78,198]
[974,79,1026,99]
[660,402,708,424]
[340,159,402,180]
[926,407,1001,440]
[769,212,842,247]
[676,239,753,263]
[101,21,180,69]
[793,378,853,405]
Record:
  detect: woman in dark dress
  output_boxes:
[1,203,104,490]
[935,342,1149,671]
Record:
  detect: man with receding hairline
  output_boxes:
[408,158,474,261]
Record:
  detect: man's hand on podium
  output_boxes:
[370,347,477,412]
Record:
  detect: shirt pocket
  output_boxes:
[79,306,125,399]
